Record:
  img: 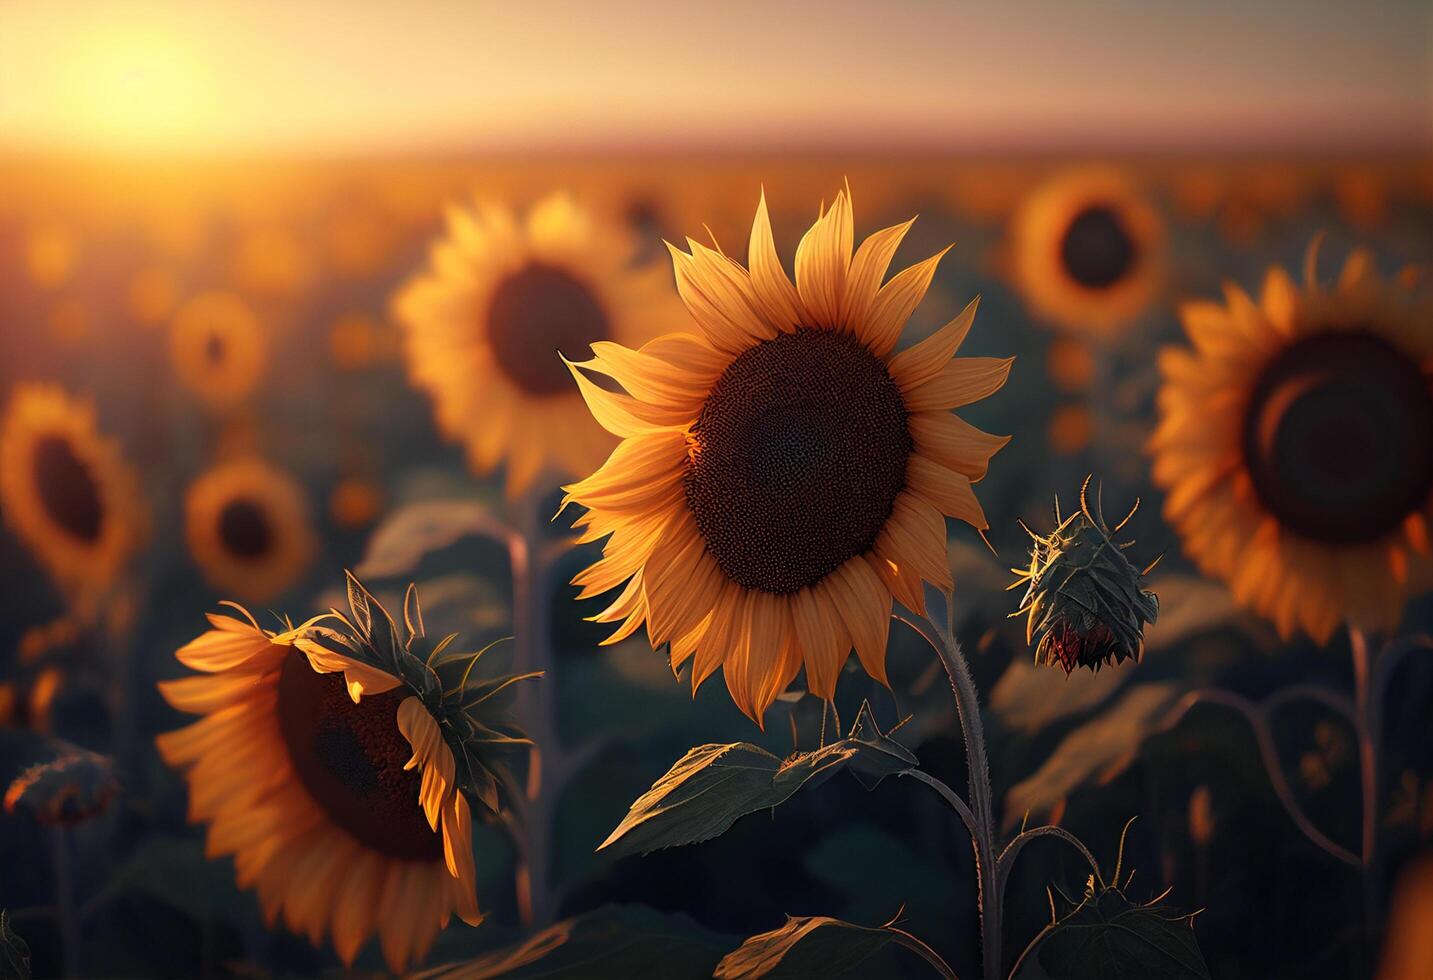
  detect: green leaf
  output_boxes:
[1020,886,1210,980]
[1004,683,1180,827]
[991,658,1135,737]
[0,911,30,980]
[842,701,919,790]
[713,916,895,979]
[414,905,728,978]
[106,837,251,923]
[598,742,785,855]
[600,707,918,856]
[356,499,513,580]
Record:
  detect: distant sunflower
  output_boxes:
[158,577,533,972]
[169,292,268,412]
[0,384,142,593]
[1009,168,1165,336]
[563,189,1011,723]
[394,193,681,496]
[1150,244,1433,642]
[185,458,316,603]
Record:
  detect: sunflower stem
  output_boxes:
[1348,626,1381,943]
[50,826,78,979]
[923,593,1001,980]
[508,490,561,929]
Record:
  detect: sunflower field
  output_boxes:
[2,5,1432,980]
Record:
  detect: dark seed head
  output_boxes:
[204,330,227,365]
[486,262,610,396]
[685,328,912,594]
[1059,205,1136,290]
[217,498,273,560]
[32,435,104,543]
[1242,330,1433,545]
[276,650,441,861]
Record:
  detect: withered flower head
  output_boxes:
[1013,477,1159,673]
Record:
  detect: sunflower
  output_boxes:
[1009,168,1165,336]
[185,457,316,603]
[1150,244,1433,642]
[394,193,682,496]
[169,291,268,412]
[562,188,1011,723]
[0,384,143,593]
[157,576,534,972]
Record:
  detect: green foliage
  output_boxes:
[713,916,896,979]
[0,912,29,980]
[1018,880,1210,980]
[355,499,516,580]
[313,572,537,813]
[106,836,253,924]
[600,702,916,856]
[1004,683,1181,826]
[414,905,728,978]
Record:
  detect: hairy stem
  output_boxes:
[996,825,1100,899]
[920,595,1001,980]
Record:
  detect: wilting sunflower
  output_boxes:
[1009,168,1165,336]
[0,384,143,593]
[394,193,682,496]
[169,291,268,412]
[563,189,1011,723]
[185,457,316,603]
[1150,244,1433,642]
[157,576,534,972]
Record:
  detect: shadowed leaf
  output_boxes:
[714,916,896,979]
[602,706,917,855]
[0,912,29,980]
[991,658,1135,736]
[1017,885,1210,980]
[414,905,727,978]
[356,500,512,579]
[1004,683,1180,826]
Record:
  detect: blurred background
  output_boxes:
[0,1,1430,978]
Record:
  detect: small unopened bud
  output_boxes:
[4,748,117,826]
[1013,477,1159,674]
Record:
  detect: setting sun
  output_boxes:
[58,27,214,150]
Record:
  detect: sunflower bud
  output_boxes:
[4,747,117,826]
[1013,478,1159,673]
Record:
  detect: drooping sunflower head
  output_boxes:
[0,383,144,594]
[1151,243,1433,642]
[1010,168,1165,336]
[563,187,1012,724]
[393,193,684,497]
[1012,478,1160,674]
[169,291,268,412]
[185,457,316,603]
[157,574,535,972]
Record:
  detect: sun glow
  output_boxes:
[25,22,217,153]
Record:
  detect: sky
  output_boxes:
[0,0,1429,156]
